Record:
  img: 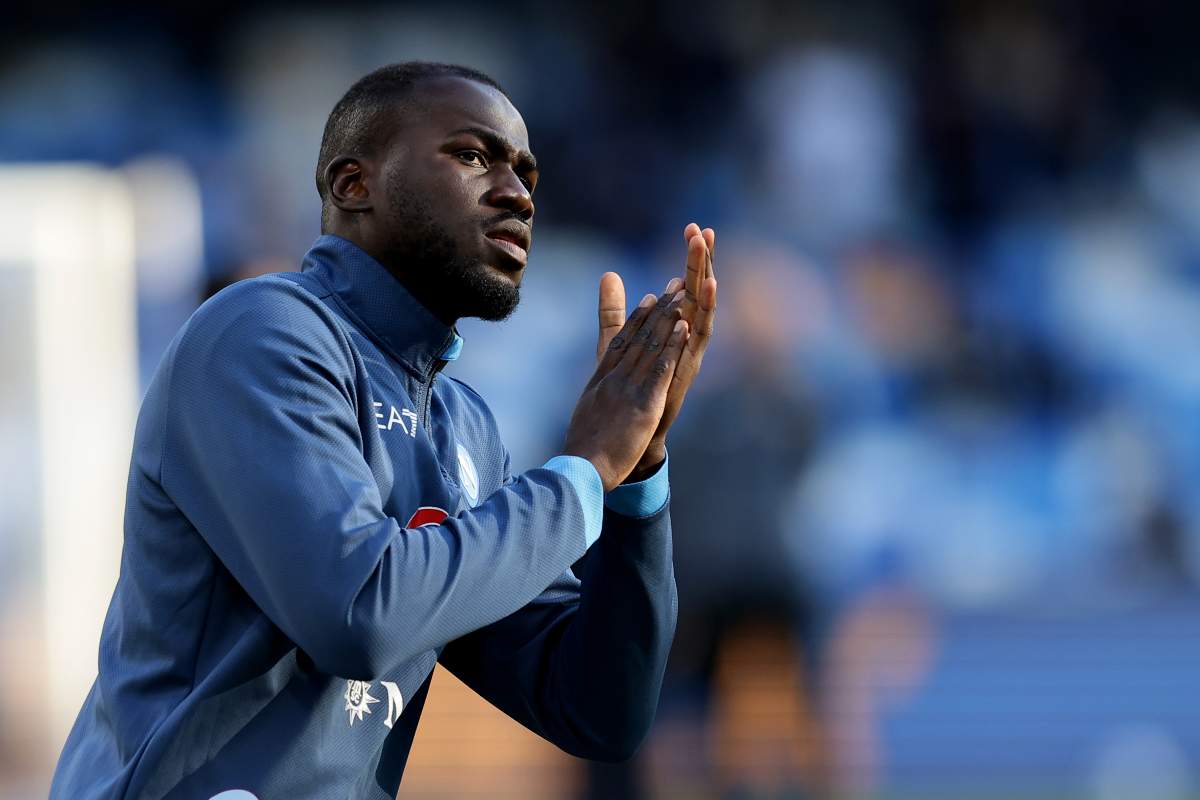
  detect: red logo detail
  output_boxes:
[406,506,448,528]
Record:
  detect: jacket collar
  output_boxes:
[301,234,464,375]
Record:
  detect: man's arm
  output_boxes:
[439,461,676,762]
[160,277,686,680]
[438,224,717,761]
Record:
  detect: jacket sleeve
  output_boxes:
[438,461,677,762]
[159,280,601,680]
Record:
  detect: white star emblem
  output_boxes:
[344,680,380,726]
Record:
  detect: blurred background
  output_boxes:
[4,0,1200,797]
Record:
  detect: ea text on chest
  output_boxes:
[373,402,418,437]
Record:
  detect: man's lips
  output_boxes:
[485,223,530,267]
[487,237,527,267]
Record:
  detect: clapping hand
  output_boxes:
[595,223,717,482]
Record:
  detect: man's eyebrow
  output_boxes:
[449,126,538,173]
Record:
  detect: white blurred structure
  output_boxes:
[0,165,137,762]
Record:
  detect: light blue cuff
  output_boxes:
[542,455,604,549]
[605,453,670,518]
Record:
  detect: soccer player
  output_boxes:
[51,62,717,798]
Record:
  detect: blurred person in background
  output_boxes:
[50,61,719,799]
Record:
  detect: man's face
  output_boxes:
[373,77,538,323]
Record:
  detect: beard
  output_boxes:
[383,172,520,323]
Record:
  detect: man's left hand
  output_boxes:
[595,222,717,483]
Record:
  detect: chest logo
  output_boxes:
[374,402,418,437]
[456,444,480,506]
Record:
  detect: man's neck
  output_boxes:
[322,226,459,327]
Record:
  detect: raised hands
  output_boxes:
[563,284,690,491]
[563,223,717,490]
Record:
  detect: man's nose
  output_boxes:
[484,170,534,222]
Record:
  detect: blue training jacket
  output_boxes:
[52,235,678,799]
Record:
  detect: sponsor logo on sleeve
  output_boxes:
[344,680,379,725]
[382,680,404,729]
[343,679,404,730]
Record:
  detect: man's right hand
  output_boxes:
[562,289,690,492]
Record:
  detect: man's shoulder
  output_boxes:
[194,271,327,323]
[441,375,505,437]
[169,272,355,378]
[183,273,344,346]
[443,375,488,405]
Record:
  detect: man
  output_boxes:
[52,61,717,799]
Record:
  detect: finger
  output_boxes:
[630,289,687,376]
[702,228,716,279]
[684,232,706,301]
[683,222,701,244]
[642,319,689,399]
[688,276,717,354]
[592,292,657,384]
[637,279,680,328]
[608,292,656,360]
[596,272,626,362]
[610,280,685,379]
[672,277,717,384]
[661,277,716,419]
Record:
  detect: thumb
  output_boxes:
[596,271,626,362]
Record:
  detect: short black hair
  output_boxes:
[315,61,508,205]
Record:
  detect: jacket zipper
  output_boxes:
[419,358,445,434]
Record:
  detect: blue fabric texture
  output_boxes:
[606,453,670,518]
[51,235,677,799]
[542,455,604,547]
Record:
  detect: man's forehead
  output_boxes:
[405,76,530,149]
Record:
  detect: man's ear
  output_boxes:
[325,156,373,213]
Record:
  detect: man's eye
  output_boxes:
[457,150,487,167]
